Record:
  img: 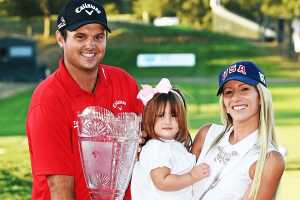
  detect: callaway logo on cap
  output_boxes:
[56,0,111,32]
[217,61,267,95]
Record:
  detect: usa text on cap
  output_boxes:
[217,61,267,95]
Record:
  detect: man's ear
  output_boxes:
[56,31,64,48]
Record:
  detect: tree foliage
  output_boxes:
[2,0,300,31]
[261,0,300,18]
[217,0,300,25]
[176,0,211,27]
[4,0,42,18]
[2,0,69,37]
[3,0,69,18]
[223,0,264,23]
[101,0,132,13]
[133,0,211,27]
[133,0,176,19]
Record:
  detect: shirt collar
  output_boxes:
[56,58,108,97]
[159,137,176,142]
[224,127,258,155]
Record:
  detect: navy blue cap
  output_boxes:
[57,0,111,33]
[217,61,267,95]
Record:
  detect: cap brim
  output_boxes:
[67,20,111,32]
[217,75,258,95]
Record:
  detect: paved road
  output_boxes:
[0,82,35,100]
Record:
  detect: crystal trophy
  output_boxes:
[77,106,141,200]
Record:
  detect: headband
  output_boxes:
[137,78,184,106]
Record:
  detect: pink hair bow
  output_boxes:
[137,78,172,105]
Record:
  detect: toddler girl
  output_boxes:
[131,78,209,200]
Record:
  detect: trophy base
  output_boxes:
[90,190,125,200]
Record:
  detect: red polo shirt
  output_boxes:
[26,59,143,200]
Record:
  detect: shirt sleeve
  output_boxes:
[131,77,144,114]
[27,99,74,176]
[139,140,172,172]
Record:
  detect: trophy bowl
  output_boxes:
[77,106,141,200]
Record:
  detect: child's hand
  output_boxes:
[189,163,210,182]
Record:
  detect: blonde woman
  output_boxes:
[192,61,285,200]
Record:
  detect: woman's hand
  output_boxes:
[189,163,210,182]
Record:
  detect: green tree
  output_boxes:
[37,0,69,38]
[102,0,131,13]
[176,0,211,28]
[261,0,287,18]
[133,0,211,28]
[133,0,177,22]
[223,0,264,23]
[3,0,69,37]
[4,0,41,17]
[261,0,300,18]
[4,0,42,35]
[38,0,51,38]
[284,0,300,17]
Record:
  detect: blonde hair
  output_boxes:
[215,83,278,199]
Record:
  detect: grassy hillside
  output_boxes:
[33,21,300,79]
[1,81,299,167]
[106,22,300,78]
[0,82,299,199]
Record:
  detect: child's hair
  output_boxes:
[142,89,192,150]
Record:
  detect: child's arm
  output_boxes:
[150,163,209,191]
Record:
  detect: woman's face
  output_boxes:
[222,80,260,124]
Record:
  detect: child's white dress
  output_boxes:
[131,139,196,200]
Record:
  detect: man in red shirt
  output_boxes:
[26,0,143,199]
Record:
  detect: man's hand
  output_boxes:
[138,130,147,153]
[136,130,147,160]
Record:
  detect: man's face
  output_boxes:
[57,23,107,73]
